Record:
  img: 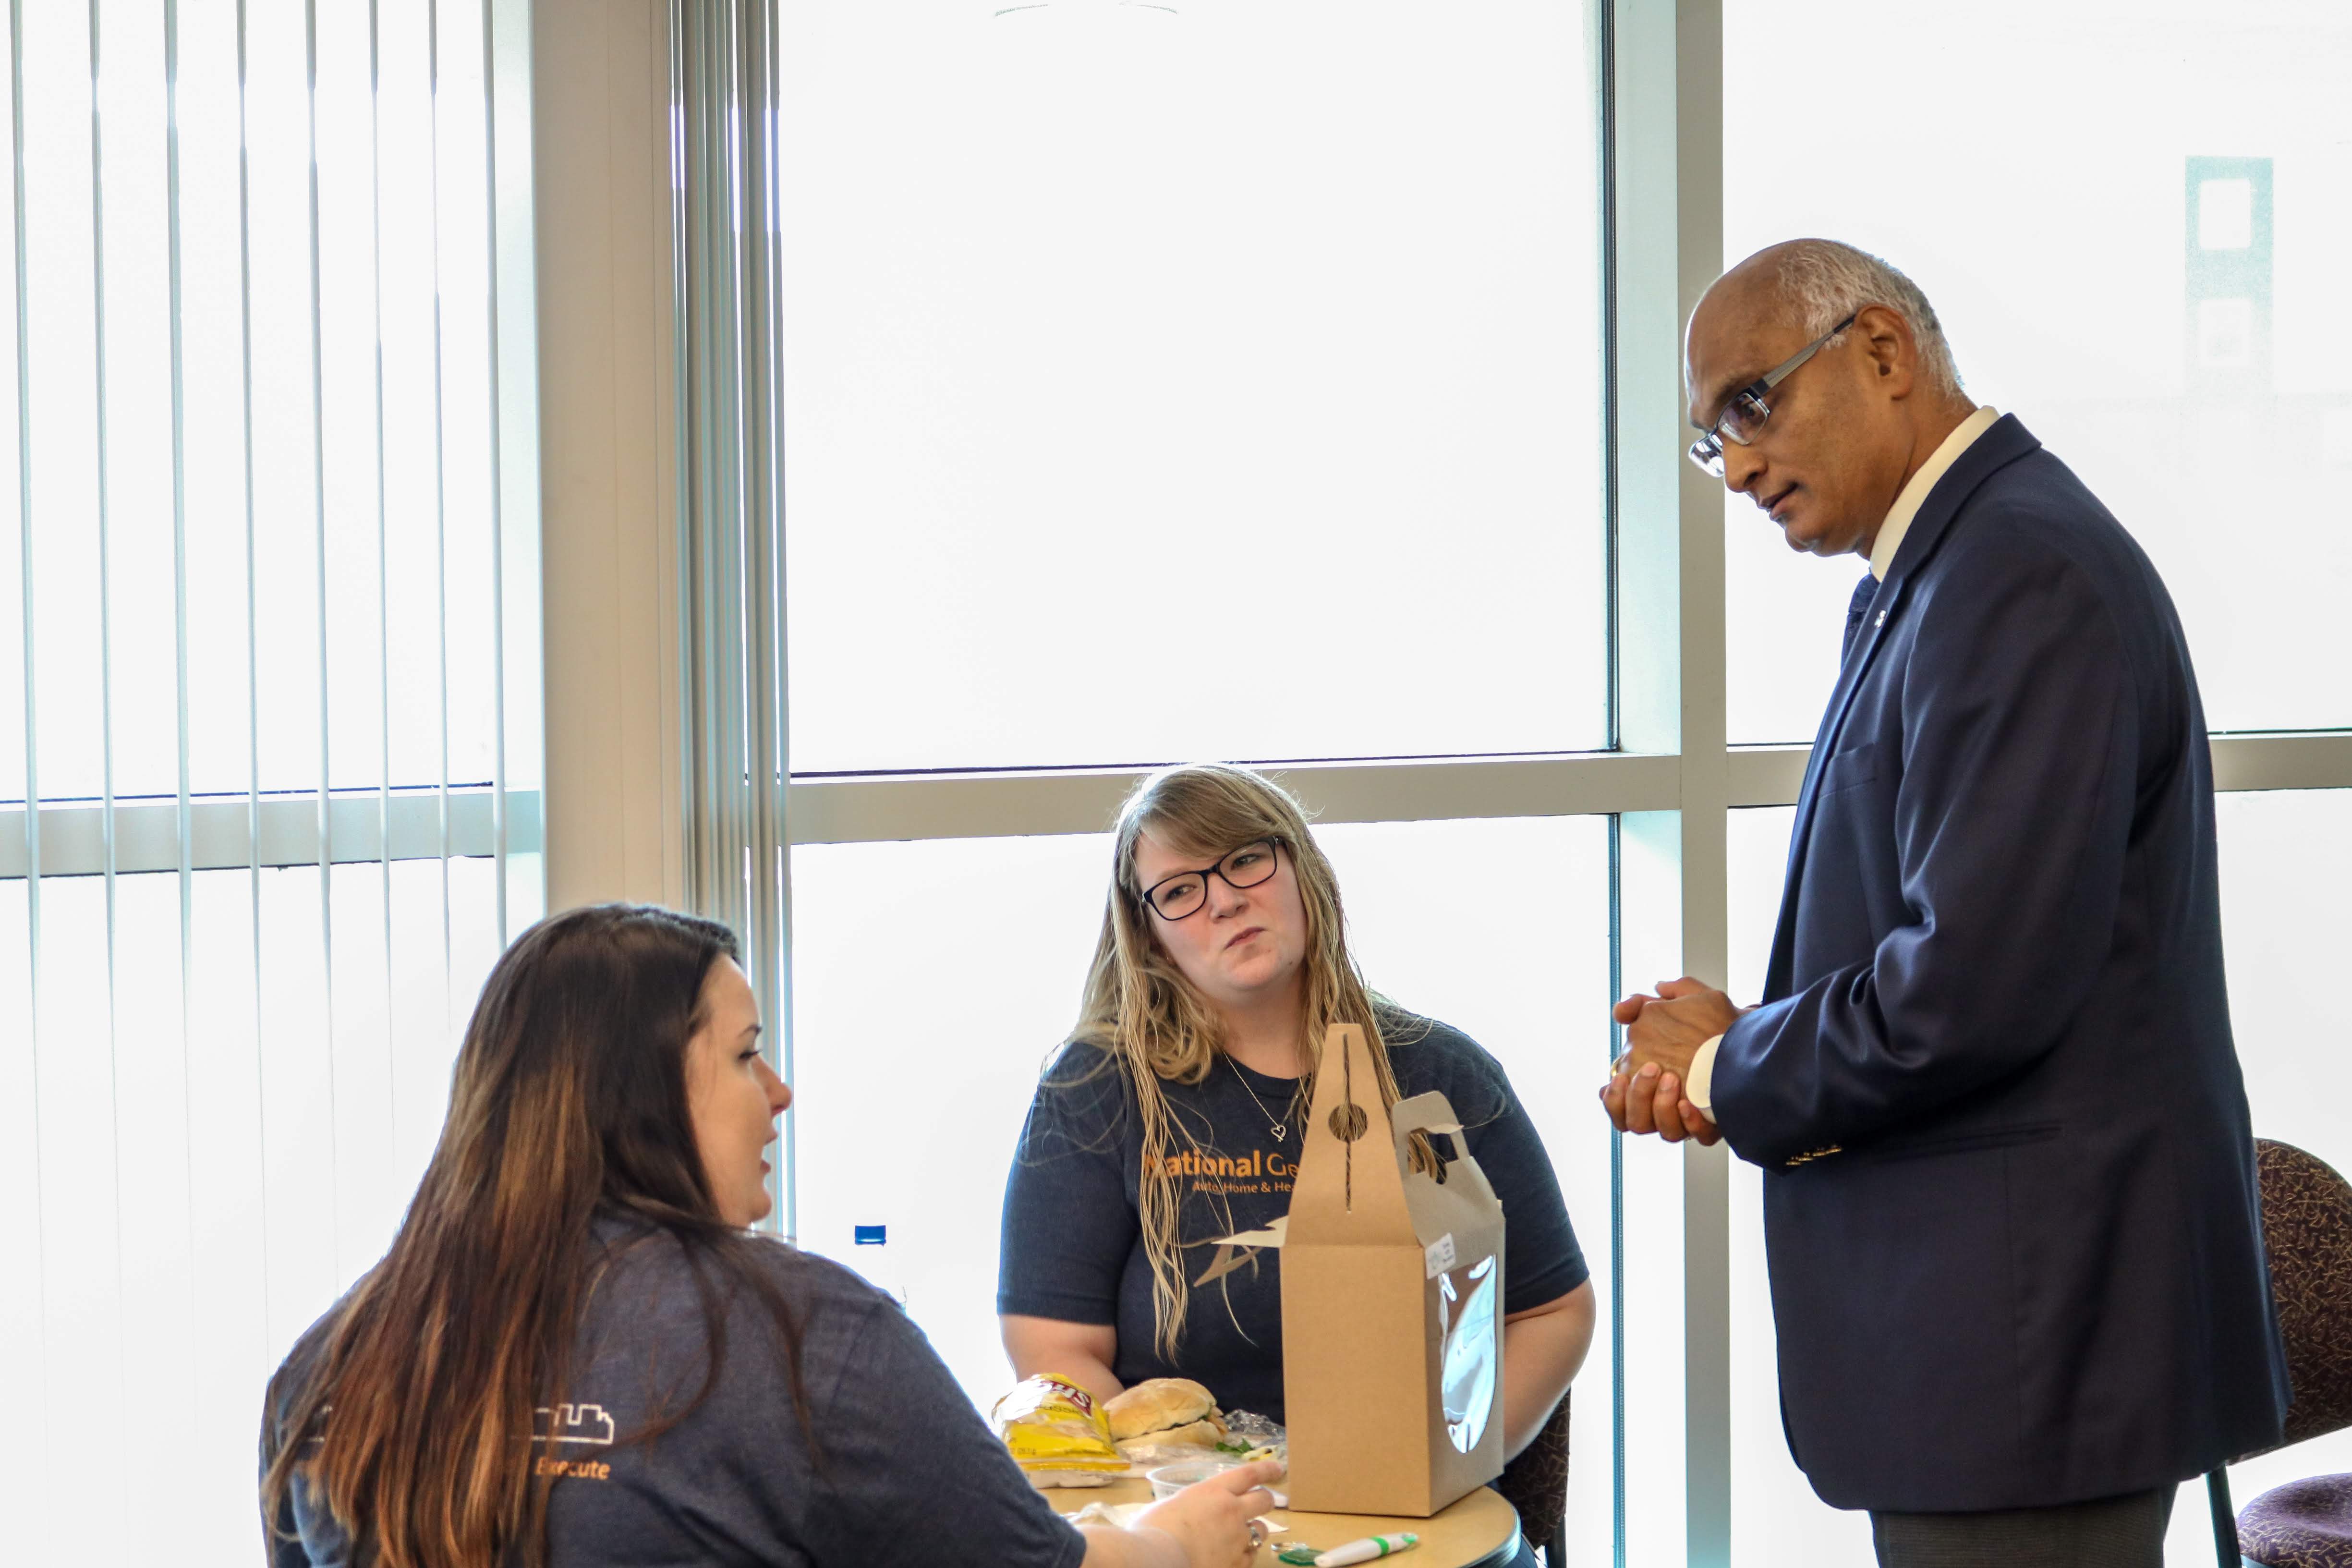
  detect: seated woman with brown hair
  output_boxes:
[262,902,1276,1568]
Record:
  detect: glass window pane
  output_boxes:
[789,833,1108,1404]
[1726,795,2352,1564]
[1319,815,1616,1565]
[790,815,1616,1559]
[779,4,1605,771]
[2219,790,2352,1150]
[1722,0,2352,742]
[0,856,514,1568]
[1724,807,1872,1562]
[2208,789,2352,1560]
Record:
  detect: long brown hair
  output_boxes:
[1069,763,1424,1359]
[260,903,805,1568]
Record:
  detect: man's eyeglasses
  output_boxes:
[1138,839,1282,922]
[1686,313,1858,478]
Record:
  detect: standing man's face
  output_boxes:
[1684,291,1921,561]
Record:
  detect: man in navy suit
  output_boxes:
[1603,239,2287,1566]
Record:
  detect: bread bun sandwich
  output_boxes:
[1104,1377,1228,1451]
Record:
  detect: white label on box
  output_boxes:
[1425,1232,1456,1278]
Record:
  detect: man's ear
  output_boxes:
[1856,303,1917,400]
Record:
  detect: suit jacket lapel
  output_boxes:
[1760,415,2044,1003]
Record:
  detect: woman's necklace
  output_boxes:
[1225,1053,1297,1143]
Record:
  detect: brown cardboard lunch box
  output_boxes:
[1275,1022,1506,1517]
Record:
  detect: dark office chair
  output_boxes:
[2206,1138,2352,1567]
[1496,1389,1572,1565]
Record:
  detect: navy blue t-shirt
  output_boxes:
[265,1218,1087,1568]
[996,1012,1588,1423]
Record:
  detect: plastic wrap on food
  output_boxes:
[1214,1409,1288,1473]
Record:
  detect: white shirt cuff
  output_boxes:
[1686,1034,1723,1123]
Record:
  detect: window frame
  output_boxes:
[525,2,2352,1563]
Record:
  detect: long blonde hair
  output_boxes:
[1069,762,1420,1360]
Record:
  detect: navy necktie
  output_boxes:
[1842,572,1879,663]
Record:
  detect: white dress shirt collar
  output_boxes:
[1867,405,2002,580]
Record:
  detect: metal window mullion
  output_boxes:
[672,0,696,921]
[691,0,729,928]
[1600,0,1622,764]
[675,0,700,912]
[714,0,748,941]
[684,1,727,924]
[702,0,730,924]
[670,0,795,1234]
[666,0,694,916]
[1673,1,1731,1560]
[681,0,710,907]
[1594,0,1627,1550]
[1606,0,1724,1558]
[717,0,745,937]
[737,0,788,1238]
[754,0,791,1235]
[672,0,696,908]
[707,0,736,931]
[1607,812,1627,1568]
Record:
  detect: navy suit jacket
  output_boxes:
[1713,415,2289,1513]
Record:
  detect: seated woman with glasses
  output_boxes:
[998,764,1596,1469]
[262,903,1278,1568]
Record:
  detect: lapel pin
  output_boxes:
[1875,609,1887,628]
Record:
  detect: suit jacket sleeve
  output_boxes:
[1713,533,2142,1166]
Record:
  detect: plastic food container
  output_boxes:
[1146,1459,1237,1500]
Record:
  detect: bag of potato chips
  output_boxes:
[991,1374,1128,1489]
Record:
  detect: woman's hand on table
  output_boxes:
[1086,1459,1284,1568]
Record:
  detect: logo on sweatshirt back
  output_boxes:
[533,1404,615,1446]
[530,1403,617,1483]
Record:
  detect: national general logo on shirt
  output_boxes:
[1156,1142,1296,1196]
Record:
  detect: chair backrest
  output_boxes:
[2255,1138,2352,1448]
[1495,1388,1571,1553]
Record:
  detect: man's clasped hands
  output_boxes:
[1600,977,1747,1147]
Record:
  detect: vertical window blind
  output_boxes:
[674,0,791,1234]
[0,2,537,1561]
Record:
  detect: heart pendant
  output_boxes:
[1271,1125,1286,1141]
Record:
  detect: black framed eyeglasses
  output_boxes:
[1686,312,1858,478]
[1138,839,1282,922]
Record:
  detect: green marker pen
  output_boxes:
[1313,1533,1419,1566]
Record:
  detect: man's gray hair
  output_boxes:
[1774,240,1963,396]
